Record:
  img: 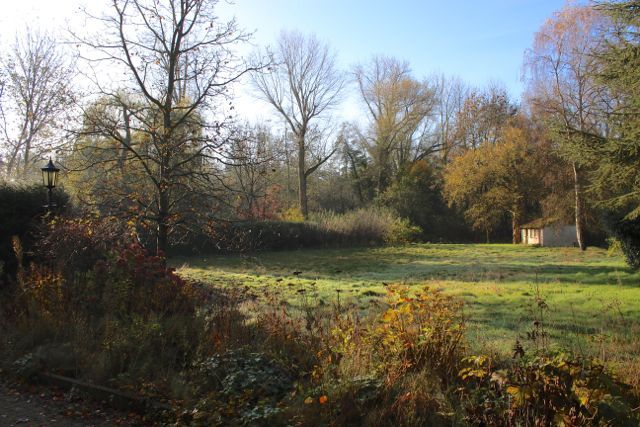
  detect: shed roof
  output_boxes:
[520,217,562,229]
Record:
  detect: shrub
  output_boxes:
[1,217,217,393]
[0,184,69,286]
[246,285,639,426]
[606,237,624,257]
[611,216,640,270]
[178,349,295,425]
[458,353,639,426]
[281,285,466,426]
[278,206,305,222]
[170,207,421,256]
[170,220,324,254]
[311,207,422,246]
[35,216,129,277]
[372,286,466,382]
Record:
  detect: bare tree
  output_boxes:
[452,83,516,151]
[226,123,280,219]
[71,0,259,254]
[252,30,344,219]
[430,74,468,165]
[0,30,75,180]
[524,4,609,250]
[354,56,436,194]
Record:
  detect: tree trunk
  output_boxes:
[376,149,389,195]
[5,149,19,179]
[511,207,524,245]
[572,161,586,251]
[120,107,131,171]
[297,138,308,219]
[511,213,521,244]
[22,140,31,178]
[157,187,169,258]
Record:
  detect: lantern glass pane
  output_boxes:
[43,170,56,188]
[41,159,60,189]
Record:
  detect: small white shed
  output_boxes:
[520,218,577,247]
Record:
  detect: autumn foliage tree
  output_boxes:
[452,84,515,151]
[444,118,544,243]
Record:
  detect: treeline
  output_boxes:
[0,1,639,261]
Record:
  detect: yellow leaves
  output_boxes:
[304,396,313,405]
[507,386,525,405]
[381,310,397,323]
[459,367,488,381]
[575,387,591,406]
[506,385,531,406]
[311,364,323,380]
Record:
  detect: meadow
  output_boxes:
[175,243,640,362]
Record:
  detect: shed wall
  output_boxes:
[541,225,577,247]
[522,228,541,245]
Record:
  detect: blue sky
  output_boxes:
[218,0,569,100]
[1,0,571,121]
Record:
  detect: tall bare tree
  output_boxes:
[252,30,344,219]
[0,30,75,180]
[430,74,468,165]
[71,0,258,254]
[524,4,609,250]
[452,83,516,152]
[354,56,436,194]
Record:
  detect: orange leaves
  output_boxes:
[304,395,329,404]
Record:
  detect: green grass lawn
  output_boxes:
[173,243,640,359]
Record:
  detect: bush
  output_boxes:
[240,285,638,426]
[611,216,640,270]
[179,349,295,425]
[171,220,328,254]
[170,208,421,256]
[0,184,69,286]
[458,353,639,426]
[35,216,129,277]
[311,207,422,246]
[1,216,217,392]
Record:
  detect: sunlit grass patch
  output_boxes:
[173,243,640,361]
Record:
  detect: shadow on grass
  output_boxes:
[178,256,639,287]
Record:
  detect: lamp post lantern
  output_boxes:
[41,158,60,210]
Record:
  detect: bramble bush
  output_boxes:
[458,352,639,426]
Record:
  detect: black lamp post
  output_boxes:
[41,158,60,210]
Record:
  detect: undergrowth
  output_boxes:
[0,216,638,425]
